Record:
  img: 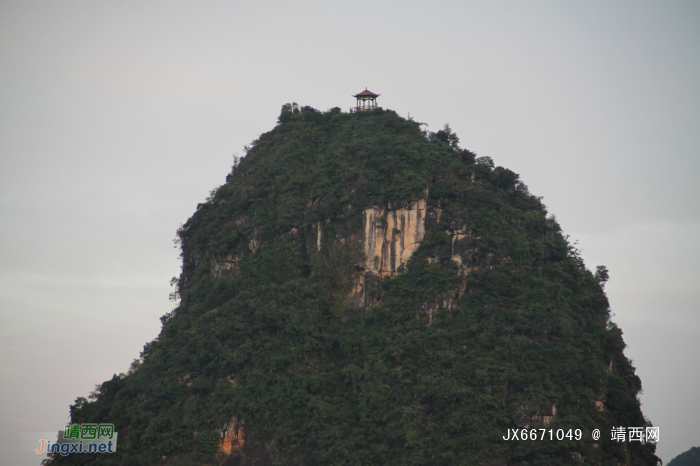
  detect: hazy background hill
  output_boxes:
[667,447,700,466]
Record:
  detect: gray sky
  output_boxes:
[1,1,698,464]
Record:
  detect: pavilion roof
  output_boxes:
[353,89,380,98]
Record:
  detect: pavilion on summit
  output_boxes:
[351,89,381,112]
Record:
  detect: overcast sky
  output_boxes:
[1,1,698,464]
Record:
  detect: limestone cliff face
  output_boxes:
[363,199,429,277]
[345,204,508,313]
[210,198,502,315]
[345,199,440,307]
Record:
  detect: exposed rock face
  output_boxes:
[531,405,557,428]
[363,199,429,277]
[513,404,557,428]
[446,220,481,275]
[218,417,245,456]
[345,200,504,310]
[214,200,499,311]
[211,253,242,278]
[345,199,440,307]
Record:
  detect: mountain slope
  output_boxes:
[49,106,659,466]
[667,447,700,466]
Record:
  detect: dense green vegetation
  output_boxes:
[48,106,659,466]
[668,447,700,466]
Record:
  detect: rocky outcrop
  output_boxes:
[531,405,557,427]
[345,202,505,311]
[513,404,557,428]
[446,220,481,275]
[363,199,430,277]
[422,221,495,317]
[345,199,441,307]
[218,417,245,456]
[211,253,242,278]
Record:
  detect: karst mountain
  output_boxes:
[48,105,659,466]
